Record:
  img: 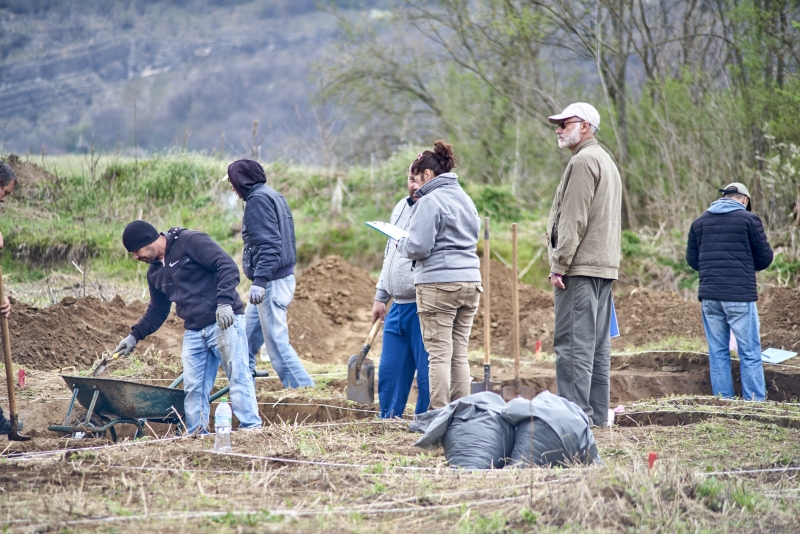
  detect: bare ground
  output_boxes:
[2,405,800,533]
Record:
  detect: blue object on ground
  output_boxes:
[762,348,798,365]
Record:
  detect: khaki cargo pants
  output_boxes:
[416,282,482,410]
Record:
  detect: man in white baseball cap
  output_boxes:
[545,102,622,427]
[548,102,601,144]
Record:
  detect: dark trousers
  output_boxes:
[378,302,430,418]
[554,276,613,426]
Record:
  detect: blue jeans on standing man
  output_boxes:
[701,300,766,401]
[378,302,430,418]
[245,274,315,388]
[181,314,262,434]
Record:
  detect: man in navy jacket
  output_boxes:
[686,183,773,401]
[114,221,261,434]
[227,160,314,388]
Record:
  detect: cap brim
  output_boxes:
[221,174,229,183]
[548,112,575,124]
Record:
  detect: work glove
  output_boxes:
[249,285,265,305]
[216,304,235,330]
[114,335,137,356]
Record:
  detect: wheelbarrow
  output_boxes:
[48,370,269,442]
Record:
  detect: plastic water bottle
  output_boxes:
[214,397,232,452]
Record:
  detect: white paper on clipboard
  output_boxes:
[366,221,409,241]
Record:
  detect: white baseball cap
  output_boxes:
[548,102,601,130]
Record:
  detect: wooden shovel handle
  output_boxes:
[365,317,383,346]
[483,217,491,366]
[512,223,520,382]
[356,319,384,372]
[0,262,16,416]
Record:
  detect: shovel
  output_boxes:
[346,319,383,404]
[501,223,536,402]
[91,351,121,377]
[472,217,499,394]
[0,263,32,441]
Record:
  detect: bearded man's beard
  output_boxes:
[557,126,582,149]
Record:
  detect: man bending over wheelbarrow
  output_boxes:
[114,221,262,434]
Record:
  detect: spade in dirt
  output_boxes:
[347,318,383,404]
[91,351,121,377]
[0,262,32,441]
[472,217,499,395]
[500,223,536,402]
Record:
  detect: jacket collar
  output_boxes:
[571,137,598,156]
[417,172,459,197]
[245,182,265,201]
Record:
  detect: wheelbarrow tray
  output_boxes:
[60,375,185,419]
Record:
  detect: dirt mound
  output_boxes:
[468,259,555,356]
[7,295,184,371]
[4,154,57,184]
[288,256,380,362]
[611,288,704,348]
[4,154,59,199]
[758,287,800,351]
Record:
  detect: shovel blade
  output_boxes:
[8,414,31,441]
[91,359,110,377]
[346,353,375,404]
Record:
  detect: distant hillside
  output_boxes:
[0,0,387,158]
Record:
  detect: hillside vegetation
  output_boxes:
[1,151,795,298]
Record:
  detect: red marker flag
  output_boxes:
[648,451,657,472]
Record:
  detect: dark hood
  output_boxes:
[228,159,266,199]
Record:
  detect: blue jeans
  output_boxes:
[245,275,314,388]
[701,300,766,401]
[378,302,430,418]
[181,314,261,434]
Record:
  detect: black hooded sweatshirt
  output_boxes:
[130,227,244,340]
[228,160,296,286]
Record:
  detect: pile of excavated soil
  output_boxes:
[759,287,800,351]
[4,153,58,199]
[611,286,800,352]
[288,255,381,362]
[611,288,705,348]
[7,295,184,371]
[468,259,555,356]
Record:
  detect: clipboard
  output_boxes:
[366,221,409,241]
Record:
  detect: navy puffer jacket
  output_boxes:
[686,200,773,302]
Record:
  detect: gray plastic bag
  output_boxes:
[413,391,515,469]
[501,391,601,467]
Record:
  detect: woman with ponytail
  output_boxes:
[396,141,482,410]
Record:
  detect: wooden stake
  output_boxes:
[512,223,520,389]
[483,217,491,368]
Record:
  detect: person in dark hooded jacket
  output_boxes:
[686,182,773,401]
[227,160,314,388]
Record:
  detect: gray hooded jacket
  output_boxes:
[375,197,416,304]
[397,173,481,284]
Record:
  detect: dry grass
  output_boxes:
[3,403,800,533]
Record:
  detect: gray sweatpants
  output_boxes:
[553,276,614,426]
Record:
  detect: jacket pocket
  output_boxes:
[433,283,462,308]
